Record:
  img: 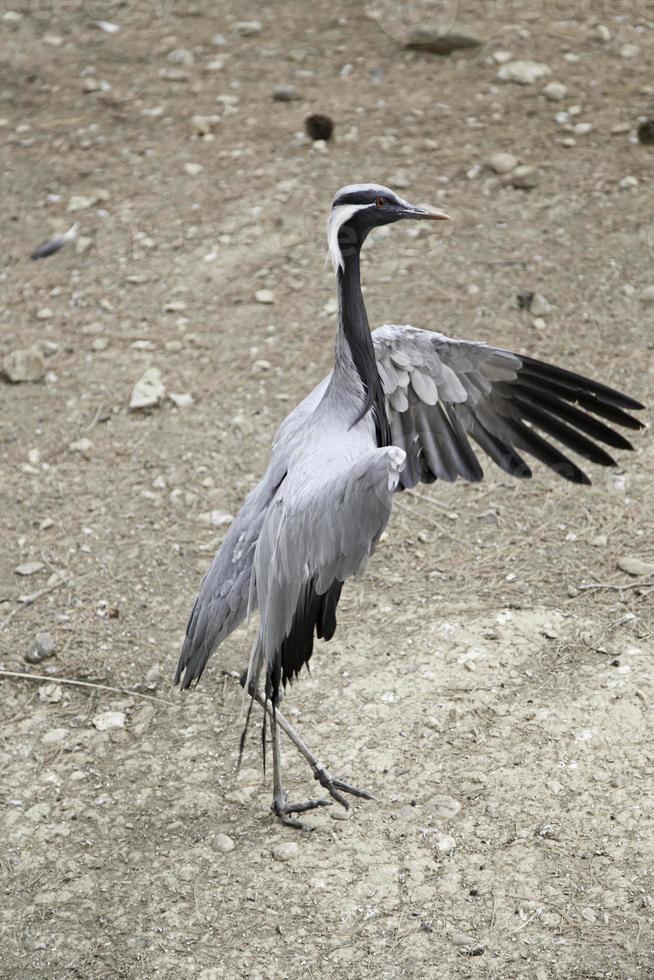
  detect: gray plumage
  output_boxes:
[175,182,643,825]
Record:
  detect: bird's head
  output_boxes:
[327,182,449,271]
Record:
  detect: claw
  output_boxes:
[271,793,332,831]
[313,767,375,809]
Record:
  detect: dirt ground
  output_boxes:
[1,1,653,977]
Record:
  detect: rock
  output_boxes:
[15,561,45,576]
[36,307,53,320]
[92,710,126,732]
[618,557,654,577]
[82,77,101,93]
[233,20,262,36]
[497,60,551,85]
[435,833,456,853]
[159,67,189,82]
[41,728,69,744]
[620,43,639,59]
[255,289,275,304]
[38,683,63,703]
[591,534,608,547]
[619,176,638,190]
[68,194,97,212]
[405,27,482,55]
[25,632,56,664]
[184,162,203,176]
[639,286,654,304]
[637,120,654,145]
[510,165,540,189]
[529,293,552,316]
[190,114,220,136]
[592,24,611,42]
[3,347,45,383]
[167,48,194,64]
[129,367,165,410]
[543,81,567,101]
[213,833,235,853]
[272,85,301,102]
[168,392,194,408]
[207,511,234,527]
[273,841,299,862]
[488,151,517,174]
[69,437,93,454]
[305,114,334,142]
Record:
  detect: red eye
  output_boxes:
[375,196,387,208]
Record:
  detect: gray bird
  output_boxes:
[175,183,644,828]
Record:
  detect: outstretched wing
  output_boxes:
[372,324,645,489]
[251,445,406,703]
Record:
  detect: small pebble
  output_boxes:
[543,81,567,102]
[233,20,262,36]
[619,176,638,189]
[488,151,517,174]
[213,833,235,853]
[69,437,93,453]
[184,162,203,176]
[3,347,45,383]
[255,289,275,304]
[25,632,56,664]
[497,61,550,85]
[273,841,299,862]
[15,561,45,576]
[639,285,654,305]
[305,114,334,141]
[129,367,165,410]
[272,85,301,102]
[405,27,482,55]
[92,710,126,732]
[168,392,194,408]
[167,48,194,65]
[529,292,552,316]
[41,728,69,744]
[510,165,540,189]
[637,120,654,145]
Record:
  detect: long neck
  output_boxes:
[333,234,391,446]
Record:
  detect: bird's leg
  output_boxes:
[240,672,374,811]
[270,706,331,831]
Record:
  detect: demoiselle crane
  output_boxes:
[176,183,644,828]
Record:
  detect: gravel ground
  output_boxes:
[1,2,653,978]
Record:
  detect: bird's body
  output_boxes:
[176,183,644,828]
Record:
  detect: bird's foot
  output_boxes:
[313,765,375,810]
[271,792,331,831]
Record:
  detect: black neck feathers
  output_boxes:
[337,228,391,447]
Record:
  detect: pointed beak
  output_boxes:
[399,205,450,221]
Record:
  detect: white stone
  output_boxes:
[497,61,551,85]
[543,81,567,102]
[213,833,235,853]
[69,437,93,453]
[233,20,262,36]
[530,293,552,316]
[639,285,654,304]
[488,151,517,174]
[273,841,299,861]
[168,392,194,408]
[3,347,45,382]
[92,710,126,732]
[255,289,275,304]
[184,162,203,176]
[15,561,45,576]
[510,165,540,189]
[41,728,69,744]
[129,367,165,410]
